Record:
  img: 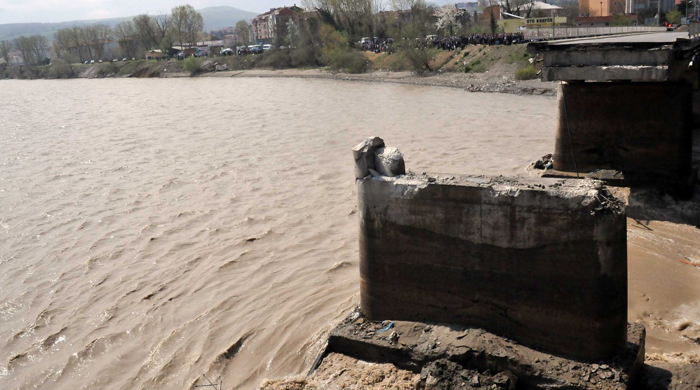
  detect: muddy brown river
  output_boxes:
[0,78,698,390]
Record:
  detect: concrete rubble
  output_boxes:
[353,137,406,179]
[312,309,646,390]
[352,137,385,179]
[374,147,406,177]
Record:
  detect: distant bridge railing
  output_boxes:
[523,26,668,41]
[690,20,700,38]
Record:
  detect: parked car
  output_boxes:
[90,60,95,64]
[248,45,263,54]
[221,48,234,56]
[122,58,127,61]
[237,46,249,55]
[263,44,272,52]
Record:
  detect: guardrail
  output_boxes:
[523,26,668,41]
[690,20,700,38]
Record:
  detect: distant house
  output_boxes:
[145,50,168,60]
[251,5,304,45]
[197,40,225,55]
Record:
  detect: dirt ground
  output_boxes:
[259,353,420,390]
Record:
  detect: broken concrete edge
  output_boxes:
[353,137,406,179]
[359,172,625,215]
[526,41,678,54]
[319,308,645,390]
[541,167,697,200]
[541,65,670,82]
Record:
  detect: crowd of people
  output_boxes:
[360,33,528,53]
[431,33,527,50]
[361,39,395,53]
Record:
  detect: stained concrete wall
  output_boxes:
[358,174,628,362]
[553,82,693,190]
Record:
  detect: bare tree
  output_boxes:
[304,0,374,42]
[235,20,250,45]
[13,35,48,65]
[31,36,49,63]
[500,0,536,18]
[53,29,73,59]
[134,14,159,51]
[0,40,13,65]
[171,5,204,49]
[85,24,111,60]
[389,0,424,10]
[13,37,29,64]
[114,21,139,59]
[153,13,173,51]
[65,27,86,61]
[77,27,94,60]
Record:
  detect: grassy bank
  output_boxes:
[0,59,186,80]
[0,44,538,81]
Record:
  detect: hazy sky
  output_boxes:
[0,0,294,24]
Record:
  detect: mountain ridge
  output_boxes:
[0,6,259,42]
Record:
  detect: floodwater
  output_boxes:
[0,78,697,390]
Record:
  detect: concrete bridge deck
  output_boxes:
[550,31,689,45]
[528,31,699,82]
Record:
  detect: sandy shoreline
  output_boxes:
[197,68,558,96]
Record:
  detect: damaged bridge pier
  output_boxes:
[310,138,645,390]
[528,33,698,199]
[357,170,628,362]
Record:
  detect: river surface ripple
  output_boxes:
[0,77,600,390]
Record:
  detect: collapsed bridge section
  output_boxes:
[528,33,698,198]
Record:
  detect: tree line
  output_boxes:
[0,35,50,66]
[0,4,203,66]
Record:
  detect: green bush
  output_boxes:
[183,56,202,74]
[464,59,487,73]
[515,65,538,80]
[261,49,294,69]
[227,55,262,70]
[117,60,140,76]
[398,45,436,75]
[96,63,117,77]
[48,59,75,79]
[323,48,369,73]
[291,45,319,68]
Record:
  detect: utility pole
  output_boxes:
[658,0,662,25]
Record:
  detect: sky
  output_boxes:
[0,0,294,24]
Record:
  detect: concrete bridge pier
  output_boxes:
[529,35,699,199]
[553,81,694,197]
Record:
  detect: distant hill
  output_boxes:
[0,6,258,42]
[198,6,258,31]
